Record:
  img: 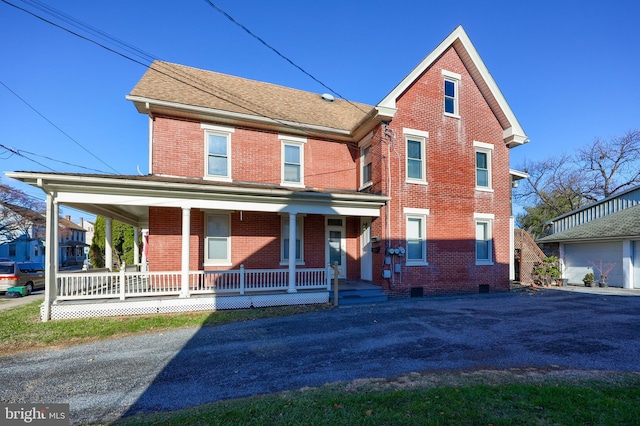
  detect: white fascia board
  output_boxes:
[510,169,529,180]
[126,95,352,138]
[377,26,466,110]
[375,26,529,146]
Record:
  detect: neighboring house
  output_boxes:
[79,218,94,249]
[0,203,45,263]
[7,26,529,320]
[58,215,88,267]
[0,206,87,266]
[537,185,640,288]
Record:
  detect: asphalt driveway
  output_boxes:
[1,289,639,425]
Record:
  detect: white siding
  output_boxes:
[564,242,623,286]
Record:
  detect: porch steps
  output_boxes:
[329,282,388,306]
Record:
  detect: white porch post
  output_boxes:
[287,212,297,293]
[141,229,149,272]
[42,192,56,322]
[622,240,633,289]
[105,217,113,271]
[133,226,139,268]
[180,207,191,298]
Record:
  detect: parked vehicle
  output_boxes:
[0,261,45,294]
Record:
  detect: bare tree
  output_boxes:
[515,129,640,235]
[578,129,640,198]
[0,184,46,243]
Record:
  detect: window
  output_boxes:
[474,213,494,265]
[205,213,231,265]
[442,70,461,117]
[474,141,493,190]
[361,144,372,187]
[8,244,16,257]
[403,128,429,184]
[202,124,234,181]
[404,208,429,265]
[281,216,304,264]
[280,135,306,186]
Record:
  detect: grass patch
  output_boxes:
[0,301,332,356]
[112,374,640,425]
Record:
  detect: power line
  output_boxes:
[2,0,340,142]
[0,79,121,174]
[0,144,110,174]
[0,144,56,171]
[203,0,373,117]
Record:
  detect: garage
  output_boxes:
[564,241,623,287]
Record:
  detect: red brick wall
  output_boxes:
[151,118,357,190]
[371,46,512,296]
[147,45,515,297]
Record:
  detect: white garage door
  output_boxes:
[564,242,623,287]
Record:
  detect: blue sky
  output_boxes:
[1,0,639,221]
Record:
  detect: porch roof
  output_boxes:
[6,172,389,227]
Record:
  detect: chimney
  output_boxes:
[65,215,71,221]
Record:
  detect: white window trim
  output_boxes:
[202,123,235,182]
[404,208,429,266]
[280,135,306,187]
[473,141,494,192]
[403,128,429,185]
[474,213,494,265]
[279,215,305,265]
[442,69,461,118]
[359,132,373,190]
[204,212,232,266]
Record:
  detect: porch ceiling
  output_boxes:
[6,172,388,226]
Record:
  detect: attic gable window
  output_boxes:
[202,123,235,182]
[442,70,461,117]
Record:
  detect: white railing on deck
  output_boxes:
[57,265,329,301]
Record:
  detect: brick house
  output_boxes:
[7,26,528,320]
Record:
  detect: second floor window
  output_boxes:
[208,134,229,177]
[202,123,234,181]
[403,128,428,184]
[474,141,493,190]
[361,143,372,187]
[280,135,306,186]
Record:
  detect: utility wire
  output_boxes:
[0,144,55,171]
[0,144,110,174]
[2,0,338,142]
[203,0,373,116]
[0,79,121,174]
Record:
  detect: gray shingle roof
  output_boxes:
[538,203,640,242]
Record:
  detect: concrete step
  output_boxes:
[329,287,388,305]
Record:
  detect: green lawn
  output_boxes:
[0,300,331,355]
[113,374,640,425]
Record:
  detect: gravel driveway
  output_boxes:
[1,289,639,425]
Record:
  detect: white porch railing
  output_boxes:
[57,265,330,301]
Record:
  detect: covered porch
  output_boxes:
[7,172,388,321]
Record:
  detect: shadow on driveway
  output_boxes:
[120,290,640,419]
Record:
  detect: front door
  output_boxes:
[360,217,372,281]
[326,217,346,279]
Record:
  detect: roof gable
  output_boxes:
[376,26,528,147]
